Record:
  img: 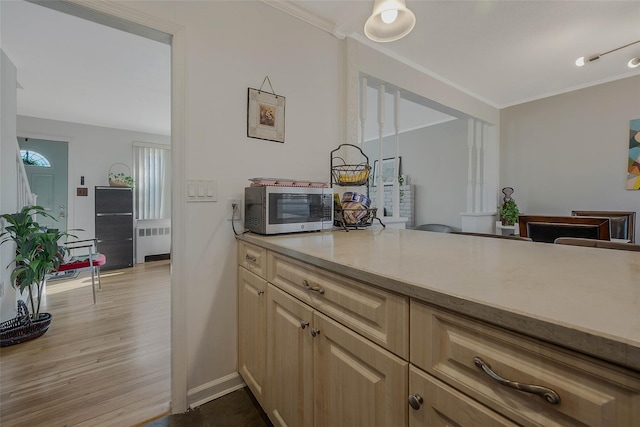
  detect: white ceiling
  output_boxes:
[1,1,639,136]
[0,0,171,136]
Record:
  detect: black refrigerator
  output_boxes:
[95,186,134,270]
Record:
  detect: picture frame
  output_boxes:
[247,87,285,143]
[372,157,401,186]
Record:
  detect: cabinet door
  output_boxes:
[409,366,518,427]
[313,311,408,427]
[238,267,267,407]
[267,284,314,427]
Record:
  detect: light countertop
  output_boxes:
[238,228,640,372]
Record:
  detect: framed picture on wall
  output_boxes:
[372,157,401,186]
[247,87,285,143]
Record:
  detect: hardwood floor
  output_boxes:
[0,260,171,427]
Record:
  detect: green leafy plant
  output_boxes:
[499,199,520,226]
[0,205,75,320]
[108,172,134,188]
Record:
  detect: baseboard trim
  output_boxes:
[187,372,246,409]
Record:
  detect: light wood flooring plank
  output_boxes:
[0,260,170,426]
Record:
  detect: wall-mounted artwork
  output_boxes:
[372,157,401,186]
[627,119,640,190]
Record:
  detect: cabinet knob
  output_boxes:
[300,320,309,329]
[310,328,320,337]
[408,394,424,410]
[245,254,257,262]
[257,290,264,296]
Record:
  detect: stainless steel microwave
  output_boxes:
[244,186,333,235]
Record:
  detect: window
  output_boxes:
[21,150,51,167]
[133,142,171,219]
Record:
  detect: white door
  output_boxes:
[18,137,69,232]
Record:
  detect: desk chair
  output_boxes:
[518,215,610,243]
[49,239,107,303]
[571,210,636,243]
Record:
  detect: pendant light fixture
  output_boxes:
[575,40,640,69]
[364,0,416,43]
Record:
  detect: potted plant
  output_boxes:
[499,199,520,226]
[0,205,73,323]
[108,172,134,188]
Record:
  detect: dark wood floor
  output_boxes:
[145,388,272,427]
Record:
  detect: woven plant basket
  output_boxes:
[0,300,52,347]
[108,163,133,187]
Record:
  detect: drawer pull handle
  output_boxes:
[300,321,309,329]
[257,290,264,296]
[303,280,325,295]
[310,328,321,337]
[245,254,257,262]
[473,357,561,404]
[408,394,424,410]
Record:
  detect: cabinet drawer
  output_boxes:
[267,252,408,358]
[409,365,518,427]
[410,301,640,427]
[238,241,267,278]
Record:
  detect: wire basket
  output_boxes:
[0,300,52,347]
[334,207,384,230]
[331,158,371,186]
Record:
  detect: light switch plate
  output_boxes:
[187,180,217,202]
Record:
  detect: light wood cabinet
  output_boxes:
[266,284,314,427]
[237,266,267,407]
[410,300,640,427]
[267,284,408,427]
[238,240,267,278]
[238,237,640,427]
[409,365,518,427]
[268,251,409,358]
[313,311,408,427]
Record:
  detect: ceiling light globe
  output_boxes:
[575,57,585,67]
[628,57,640,68]
[364,0,416,43]
[381,9,398,24]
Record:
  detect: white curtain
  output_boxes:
[133,142,171,219]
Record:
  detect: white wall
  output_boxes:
[105,0,344,407]
[0,51,20,321]
[363,119,469,229]
[16,116,169,241]
[501,75,640,237]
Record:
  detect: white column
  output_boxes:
[466,119,474,212]
[392,90,400,217]
[474,120,483,213]
[377,84,385,216]
[360,77,367,147]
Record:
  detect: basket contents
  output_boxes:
[335,164,370,185]
[341,192,371,224]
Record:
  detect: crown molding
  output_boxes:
[260,0,346,39]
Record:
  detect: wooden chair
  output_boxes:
[554,237,640,252]
[518,215,610,243]
[48,238,107,304]
[571,210,636,243]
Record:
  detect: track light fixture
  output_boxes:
[575,40,640,69]
[364,0,416,43]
